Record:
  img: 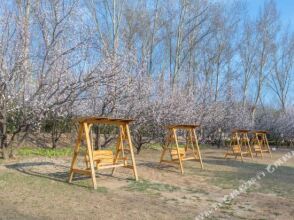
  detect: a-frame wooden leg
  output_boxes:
[192,129,204,169]
[160,132,171,163]
[68,124,84,183]
[246,134,253,159]
[125,124,138,181]
[84,123,97,189]
[188,130,198,160]
[173,128,184,174]
[264,135,272,158]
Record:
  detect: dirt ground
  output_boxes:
[0,148,293,220]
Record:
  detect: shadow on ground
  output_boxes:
[5,161,137,188]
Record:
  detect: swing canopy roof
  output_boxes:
[250,130,269,134]
[74,116,134,124]
[167,124,200,129]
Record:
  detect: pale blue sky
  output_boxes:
[213,0,294,106]
[216,0,294,28]
[248,0,294,28]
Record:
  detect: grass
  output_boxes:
[125,179,179,193]
[17,147,73,157]
[0,171,55,189]
[0,170,109,195]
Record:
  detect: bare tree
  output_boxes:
[250,1,279,125]
[268,31,294,112]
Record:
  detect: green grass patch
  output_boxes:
[17,147,73,157]
[126,179,179,193]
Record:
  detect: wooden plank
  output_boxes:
[74,116,134,126]
[97,163,125,170]
[74,116,108,123]
[84,123,97,189]
[167,124,200,129]
[182,157,198,161]
[173,128,184,174]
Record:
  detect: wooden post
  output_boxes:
[245,133,253,159]
[84,123,97,189]
[68,123,83,183]
[125,124,138,181]
[264,133,272,158]
[173,128,184,174]
[192,128,204,169]
[160,131,171,163]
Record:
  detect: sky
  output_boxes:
[215,0,294,106]
[248,0,294,105]
[248,0,294,28]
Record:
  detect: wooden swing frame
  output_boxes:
[250,130,272,158]
[225,129,253,162]
[68,117,138,189]
[160,124,204,174]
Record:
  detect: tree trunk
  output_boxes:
[0,96,8,159]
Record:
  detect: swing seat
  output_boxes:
[253,144,261,151]
[85,150,114,165]
[170,148,186,160]
[232,145,241,153]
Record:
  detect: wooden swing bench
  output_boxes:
[68,117,138,189]
[160,124,204,174]
[250,130,272,158]
[225,129,253,162]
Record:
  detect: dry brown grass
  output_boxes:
[0,148,293,220]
